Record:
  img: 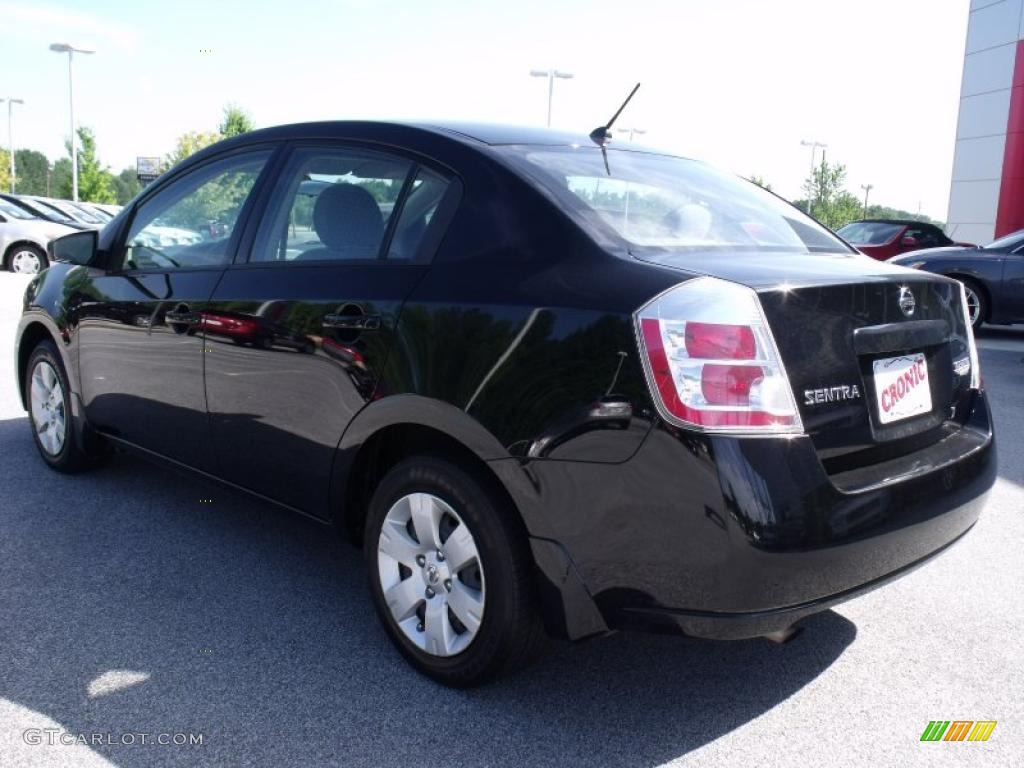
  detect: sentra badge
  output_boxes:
[804,385,862,406]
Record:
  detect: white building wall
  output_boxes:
[947,0,1024,244]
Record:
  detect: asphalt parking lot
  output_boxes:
[0,271,1021,768]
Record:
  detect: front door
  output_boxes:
[1000,249,1024,321]
[77,149,273,470]
[203,144,453,515]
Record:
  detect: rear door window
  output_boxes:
[250,147,414,263]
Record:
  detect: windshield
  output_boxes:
[836,221,903,245]
[69,203,108,223]
[984,229,1024,251]
[13,198,74,223]
[41,199,103,224]
[0,198,35,220]
[501,145,851,254]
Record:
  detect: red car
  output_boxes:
[836,219,971,261]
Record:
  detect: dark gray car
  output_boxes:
[890,229,1024,328]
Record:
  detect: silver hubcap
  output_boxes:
[30,361,67,456]
[377,492,485,657]
[11,249,42,274]
[965,286,981,326]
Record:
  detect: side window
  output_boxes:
[123,150,270,271]
[387,167,451,262]
[908,226,938,248]
[250,147,413,263]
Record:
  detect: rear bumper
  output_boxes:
[527,390,996,640]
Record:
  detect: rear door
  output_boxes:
[203,142,456,516]
[78,148,273,469]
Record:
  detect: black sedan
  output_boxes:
[16,121,995,686]
[890,228,1024,329]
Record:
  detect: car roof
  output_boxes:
[849,219,938,228]
[179,120,662,171]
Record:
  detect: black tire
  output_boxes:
[25,340,92,473]
[960,278,987,331]
[6,243,48,274]
[364,455,544,687]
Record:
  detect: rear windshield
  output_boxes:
[501,145,851,254]
[836,221,902,245]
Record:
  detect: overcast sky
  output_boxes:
[2,0,968,219]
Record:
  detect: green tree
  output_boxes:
[0,149,10,192]
[13,149,50,195]
[864,204,943,228]
[63,127,116,203]
[111,168,142,204]
[801,158,862,230]
[219,104,254,138]
[747,174,772,192]
[52,158,72,199]
[164,130,221,170]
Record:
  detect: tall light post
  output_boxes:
[616,127,646,142]
[49,42,95,201]
[800,139,828,214]
[800,138,828,176]
[529,69,573,127]
[861,183,874,217]
[0,97,24,192]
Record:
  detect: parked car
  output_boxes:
[836,219,968,261]
[889,228,1024,329]
[90,203,124,218]
[0,197,76,273]
[17,121,995,686]
[27,196,105,229]
[71,201,115,223]
[0,193,86,230]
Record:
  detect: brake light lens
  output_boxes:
[635,277,803,433]
[958,282,982,390]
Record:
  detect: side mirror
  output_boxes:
[49,229,98,266]
[900,235,920,248]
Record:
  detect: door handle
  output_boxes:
[323,313,381,330]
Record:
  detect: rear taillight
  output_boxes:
[958,282,982,390]
[635,277,802,433]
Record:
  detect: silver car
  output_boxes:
[0,198,76,274]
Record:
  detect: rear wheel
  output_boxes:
[364,455,543,687]
[961,278,987,330]
[6,244,47,274]
[26,341,92,473]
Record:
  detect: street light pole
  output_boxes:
[861,184,873,217]
[50,42,94,201]
[801,139,828,176]
[0,98,24,192]
[529,69,574,127]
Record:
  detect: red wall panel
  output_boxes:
[996,41,1024,238]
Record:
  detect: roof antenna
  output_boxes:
[589,82,641,147]
[590,82,640,175]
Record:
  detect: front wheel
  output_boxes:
[7,244,47,274]
[26,341,93,473]
[364,455,544,687]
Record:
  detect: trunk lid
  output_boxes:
[631,249,975,466]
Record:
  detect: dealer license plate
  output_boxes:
[872,352,932,424]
